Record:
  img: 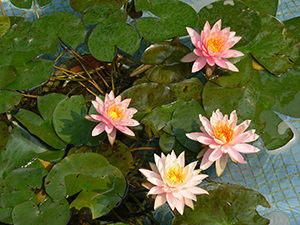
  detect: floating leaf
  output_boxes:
[0,15,10,37]
[121,82,176,120]
[241,0,278,15]
[53,95,105,145]
[0,168,43,208]
[6,60,54,90]
[29,12,87,54]
[159,131,175,153]
[136,0,198,42]
[12,198,69,225]
[70,0,127,13]
[68,140,133,175]
[0,207,12,224]
[0,66,19,89]
[0,90,22,113]
[172,183,270,225]
[171,99,205,153]
[246,14,299,75]
[0,122,9,152]
[89,22,140,62]
[45,153,126,218]
[197,0,261,47]
[14,109,66,149]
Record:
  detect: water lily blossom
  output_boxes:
[84,91,139,145]
[181,19,244,73]
[186,109,260,176]
[139,151,209,215]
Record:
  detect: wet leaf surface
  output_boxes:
[241,0,278,15]
[172,183,270,225]
[0,121,9,151]
[0,90,22,114]
[0,15,10,37]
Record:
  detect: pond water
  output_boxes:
[1,0,300,224]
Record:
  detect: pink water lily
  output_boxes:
[139,151,208,215]
[186,109,260,176]
[84,91,139,145]
[181,19,244,73]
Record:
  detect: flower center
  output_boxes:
[108,104,124,120]
[213,121,234,144]
[206,35,225,53]
[166,163,186,184]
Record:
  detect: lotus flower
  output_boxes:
[85,91,139,145]
[139,151,209,215]
[181,19,244,73]
[186,109,260,176]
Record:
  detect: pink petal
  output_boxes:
[223,59,239,72]
[203,21,211,33]
[120,98,131,108]
[89,114,104,122]
[148,186,164,195]
[194,48,204,57]
[172,190,183,200]
[199,115,214,136]
[215,58,228,69]
[175,199,185,215]
[232,129,258,144]
[187,186,209,195]
[192,56,207,73]
[215,154,228,176]
[105,123,114,134]
[180,189,196,201]
[166,192,177,210]
[154,194,167,209]
[200,148,214,170]
[117,126,135,136]
[184,197,194,209]
[181,52,199,62]
[147,177,163,186]
[211,19,222,33]
[186,132,202,141]
[197,134,215,145]
[206,56,215,66]
[232,143,260,154]
[228,148,247,164]
[208,148,223,162]
[149,162,159,173]
[91,123,105,136]
[139,169,162,180]
[177,151,185,167]
[92,99,103,114]
[186,27,202,46]
[84,115,100,122]
[234,120,251,137]
[222,49,244,58]
[107,128,116,145]
[123,118,140,127]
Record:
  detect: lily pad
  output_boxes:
[121,82,176,120]
[0,66,19,89]
[159,131,175,153]
[171,99,205,153]
[14,109,66,149]
[0,167,43,208]
[172,183,270,225]
[0,121,9,151]
[29,12,87,55]
[241,0,278,15]
[53,95,105,145]
[0,15,10,37]
[246,14,299,75]
[10,0,52,8]
[88,22,140,62]
[0,90,22,114]
[45,153,126,218]
[0,207,13,224]
[70,0,127,13]
[12,198,69,225]
[6,60,54,90]
[197,0,261,47]
[136,0,198,42]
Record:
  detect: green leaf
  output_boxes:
[0,15,10,37]
[6,60,54,90]
[0,168,43,208]
[0,207,13,224]
[53,95,105,145]
[68,140,133,175]
[241,0,278,15]
[10,0,32,9]
[37,0,53,7]
[0,66,19,89]
[14,109,66,149]
[0,121,9,151]
[37,93,68,121]
[0,90,22,113]
[171,99,205,152]
[70,0,127,13]
[29,12,87,54]
[45,153,126,218]
[120,82,176,120]
[172,183,270,225]
[284,16,300,41]
[89,22,140,61]
[197,0,261,47]
[0,127,41,175]
[247,14,299,75]
[159,131,175,153]
[141,100,183,136]
[12,198,69,225]
[136,0,198,42]
[83,4,125,25]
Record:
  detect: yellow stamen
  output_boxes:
[213,120,234,144]
[108,104,124,120]
[166,163,186,184]
[206,35,225,53]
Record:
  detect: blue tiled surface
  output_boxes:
[1,0,300,224]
